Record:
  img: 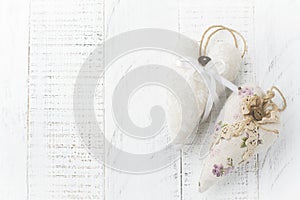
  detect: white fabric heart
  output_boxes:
[166,42,242,144]
[198,84,286,192]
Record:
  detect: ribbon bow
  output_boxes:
[179,56,239,123]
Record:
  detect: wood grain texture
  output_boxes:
[104,1,181,200]
[28,0,105,199]
[254,0,300,199]
[0,0,29,199]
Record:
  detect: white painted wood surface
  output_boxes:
[1,0,300,199]
[0,0,29,199]
[254,1,300,199]
[28,0,104,199]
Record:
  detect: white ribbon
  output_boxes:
[178,57,239,123]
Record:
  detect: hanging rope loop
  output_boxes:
[199,25,247,58]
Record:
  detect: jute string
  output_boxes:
[199,25,247,58]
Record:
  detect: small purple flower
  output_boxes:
[238,87,254,98]
[212,163,234,177]
[212,164,224,177]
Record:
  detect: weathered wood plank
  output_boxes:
[254,0,300,199]
[28,0,105,199]
[0,0,29,199]
[104,1,182,200]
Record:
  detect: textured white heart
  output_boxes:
[167,42,242,144]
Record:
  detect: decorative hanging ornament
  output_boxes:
[168,25,287,192]
[198,85,287,192]
[168,25,247,143]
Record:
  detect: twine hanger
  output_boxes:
[270,86,287,112]
[198,25,247,66]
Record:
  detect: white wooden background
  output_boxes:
[1,0,300,199]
